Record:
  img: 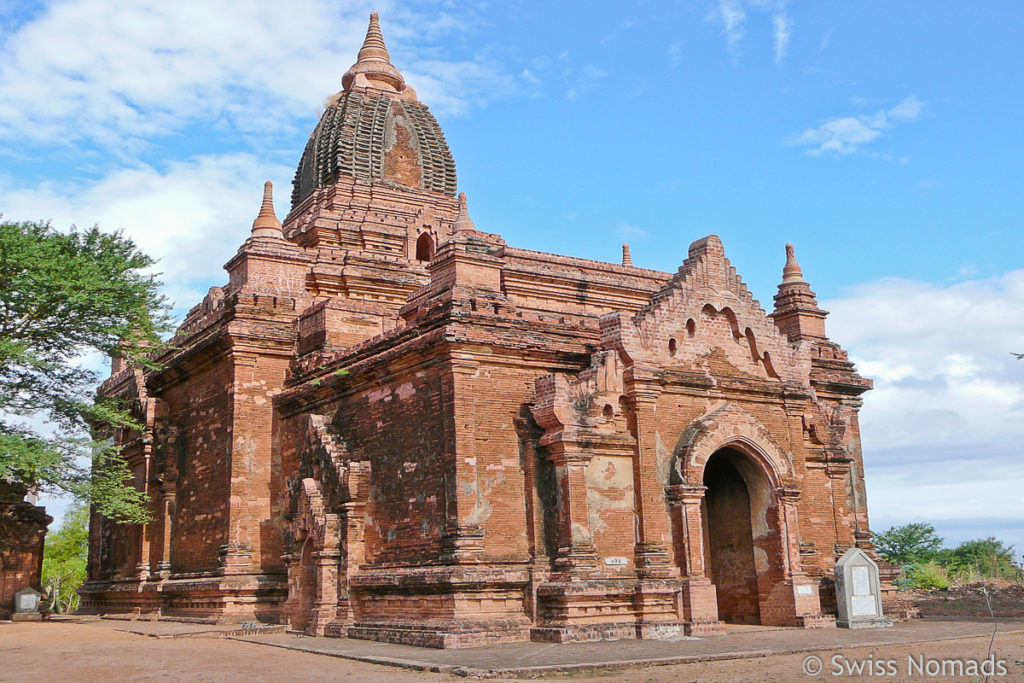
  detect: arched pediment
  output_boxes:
[670,402,794,487]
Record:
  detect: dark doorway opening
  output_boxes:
[703,447,762,624]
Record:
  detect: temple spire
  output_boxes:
[251,181,283,238]
[342,12,406,92]
[622,243,633,267]
[452,192,476,232]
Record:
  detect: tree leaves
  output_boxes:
[0,220,172,523]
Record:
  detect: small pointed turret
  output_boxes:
[772,242,827,341]
[342,12,406,92]
[251,181,283,238]
[622,243,633,267]
[452,192,476,232]
[782,242,804,283]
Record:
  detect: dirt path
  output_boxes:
[1,619,1021,681]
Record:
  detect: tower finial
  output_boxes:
[772,241,827,341]
[342,12,406,92]
[452,192,476,232]
[782,242,804,283]
[251,181,283,238]
[359,12,389,63]
[622,243,633,267]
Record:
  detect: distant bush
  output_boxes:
[874,524,1022,589]
[899,561,951,590]
[948,538,1019,582]
[873,523,944,565]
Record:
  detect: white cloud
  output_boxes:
[708,0,792,63]
[565,64,607,100]
[788,95,926,156]
[0,0,507,147]
[668,40,684,67]
[617,223,651,238]
[715,0,747,59]
[520,69,540,85]
[772,13,791,63]
[819,27,833,51]
[406,60,518,116]
[823,271,1024,547]
[887,94,926,122]
[0,153,292,316]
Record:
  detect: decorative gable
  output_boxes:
[600,235,810,385]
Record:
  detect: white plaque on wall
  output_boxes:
[604,556,628,566]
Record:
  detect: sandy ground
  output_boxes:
[566,633,1024,682]
[1,619,1022,682]
[912,583,1024,619]
[0,621,435,683]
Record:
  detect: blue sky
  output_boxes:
[1,1,1022,556]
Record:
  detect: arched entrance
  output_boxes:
[702,446,774,624]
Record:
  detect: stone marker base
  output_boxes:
[837,616,894,629]
[531,622,637,643]
[11,612,43,622]
[531,620,701,643]
[348,620,530,648]
[796,614,836,629]
[684,620,727,636]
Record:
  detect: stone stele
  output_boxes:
[834,548,893,629]
[12,587,43,622]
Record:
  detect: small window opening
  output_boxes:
[415,233,435,262]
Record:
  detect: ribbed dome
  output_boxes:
[290,13,457,208]
[291,91,457,207]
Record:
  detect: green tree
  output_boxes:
[41,504,89,613]
[873,522,944,565]
[0,220,171,522]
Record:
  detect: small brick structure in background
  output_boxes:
[1,482,51,619]
[80,12,909,645]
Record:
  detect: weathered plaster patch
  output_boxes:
[655,432,672,486]
[366,387,390,403]
[466,490,493,525]
[754,546,769,573]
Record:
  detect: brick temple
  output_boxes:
[81,13,899,646]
